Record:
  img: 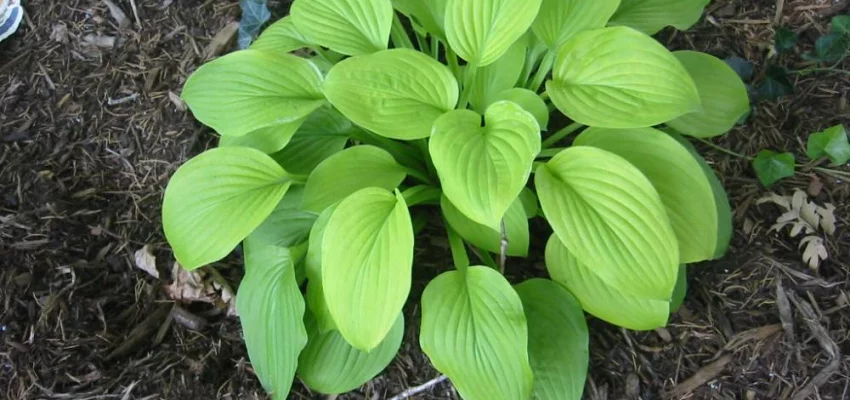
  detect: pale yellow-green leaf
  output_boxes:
[545,235,670,330]
[535,146,678,300]
[420,266,533,400]
[322,188,413,351]
[575,126,718,263]
[291,0,393,55]
[446,0,542,66]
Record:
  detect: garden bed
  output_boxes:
[1,0,849,398]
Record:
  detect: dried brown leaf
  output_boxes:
[799,236,828,271]
[133,245,160,279]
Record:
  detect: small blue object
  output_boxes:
[0,0,23,43]
[238,0,270,49]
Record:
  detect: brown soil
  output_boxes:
[1,0,849,399]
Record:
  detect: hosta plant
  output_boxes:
[162,0,746,399]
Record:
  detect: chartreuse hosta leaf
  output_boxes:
[546,27,700,129]
[575,127,718,263]
[324,49,458,140]
[420,266,533,400]
[532,0,620,50]
[535,146,679,300]
[219,119,307,154]
[163,147,292,270]
[667,131,732,259]
[610,0,710,35]
[545,235,670,330]
[515,279,589,400]
[666,51,750,138]
[322,188,413,351]
[430,101,541,230]
[441,195,529,257]
[670,265,688,313]
[237,237,307,399]
[271,107,351,175]
[305,204,338,332]
[291,0,392,56]
[298,311,404,394]
[250,186,317,248]
[392,0,448,39]
[446,0,542,66]
[492,88,549,131]
[469,38,527,113]
[182,50,324,137]
[301,145,407,213]
[250,16,311,53]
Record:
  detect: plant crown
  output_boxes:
[163,0,749,398]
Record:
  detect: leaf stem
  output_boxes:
[528,51,555,92]
[414,30,430,55]
[536,147,566,159]
[542,122,584,149]
[446,48,461,80]
[446,226,469,274]
[415,139,439,181]
[498,219,507,274]
[430,36,441,60]
[694,138,753,160]
[391,14,415,50]
[458,65,478,109]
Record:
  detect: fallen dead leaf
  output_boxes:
[163,262,237,316]
[168,91,186,112]
[133,245,160,279]
[102,0,130,29]
[205,21,240,60]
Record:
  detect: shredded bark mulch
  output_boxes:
[1,0,849,399]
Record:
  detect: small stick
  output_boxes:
[388,375,449,400]
[129,0,141,28]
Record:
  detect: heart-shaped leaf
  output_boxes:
[298,311,404,394]
[806,125,850,165]
[515,279,589,400]
[237,238,307,399]
[441,195,529,257]
[546,26,700,129]
[250,15,311,53]
[182,50,325,137]
[270,107,351,175]
[492,88,549,131]
[323,48,458,140]
[163,147,292,270]
[322,188,413,351]
[610,0,710,35]
[468,38,527,112]
[535,146,679,300]
[666,51,750,138]
[753,150,795,187]
[219,117,308,154]
[430,101,541,230]
[446,0,542,66]
[291,0,393,55]
[545,235,670,330]
[575,127,718,263]
[532,0,620,50]
[420,266,533,400]
[301,145,407,213]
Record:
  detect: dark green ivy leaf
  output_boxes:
[238,0,271,49]
[832,15,850,35]
[774,27,798,53]
[752,150,795,187]
[806,125,850,165]
[803,32,849,63]
[755,66,793,101]
[724,56,754,81]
